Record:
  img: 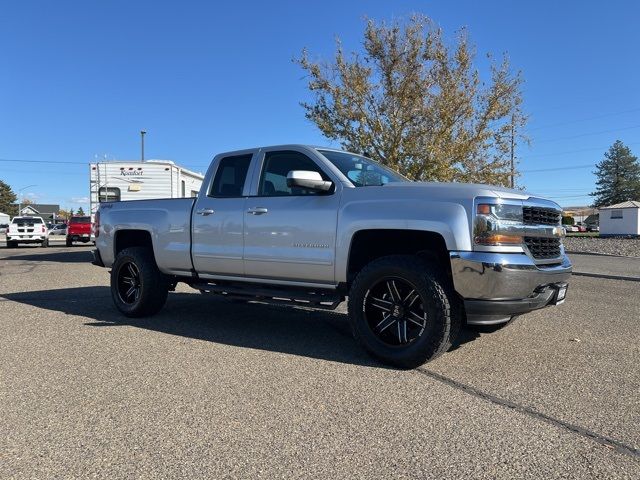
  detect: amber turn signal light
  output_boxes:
[475,234,523,245]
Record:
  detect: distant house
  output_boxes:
[16,204,60,220]
[599,201,640,236]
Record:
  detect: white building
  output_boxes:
[599,201,640,236]
[90,160,204,216]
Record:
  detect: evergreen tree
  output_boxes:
[0,180,18,216]
[296,15,527,186]
[77,206,85,216]
[591,141,640,207]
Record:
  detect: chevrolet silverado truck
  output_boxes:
[6,216,50,247]
[93,145,572,368]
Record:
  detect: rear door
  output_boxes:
[243,148,341,284]
[191,152,255,276]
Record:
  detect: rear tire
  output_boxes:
[110,247,169,317]
[348,255,460,369]
[42,238,49,248]
[66,237,72,247]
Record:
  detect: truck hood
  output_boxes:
[381,181,537,202]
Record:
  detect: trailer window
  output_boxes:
[99,187,121,202]
[210,154,252,198]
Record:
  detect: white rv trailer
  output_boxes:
[89,160,204,216]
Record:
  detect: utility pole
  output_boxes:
[510,114,515,189]
[140,130,146,162]
[17,184,37,216]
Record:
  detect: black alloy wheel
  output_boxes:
[116,261,142,305]
[363,277,427,346]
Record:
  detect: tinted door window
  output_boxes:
[258,151,329,197]
[209,154,252,198]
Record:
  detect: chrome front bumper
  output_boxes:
[449,251,572,325]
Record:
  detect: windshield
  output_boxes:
[317,150,407,187]
[70,216,91,224]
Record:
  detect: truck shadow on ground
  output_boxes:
[1,286,480,368]
[0,249,93,263]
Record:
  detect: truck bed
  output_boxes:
[96,198,196,274]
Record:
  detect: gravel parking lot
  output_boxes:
[1,242,639,479]
[564,236,640,257]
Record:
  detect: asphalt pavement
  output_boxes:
[568,252,640,280]
[1,242,639,479]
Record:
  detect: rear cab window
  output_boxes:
[209,154,253,198]
[12,217,43,225]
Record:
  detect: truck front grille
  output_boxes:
[523,207,561,226]
[524,237,561,259]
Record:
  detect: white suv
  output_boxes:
[6,216,50,248]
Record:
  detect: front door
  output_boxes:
[191,153,253,276]
[243,149,340,284]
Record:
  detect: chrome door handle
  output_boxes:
[196,208,215,216]
[247,207,268,215]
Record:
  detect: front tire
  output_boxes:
[66,237,72,247]
[110,247,169,317]
[41,238,49,248]
[6,241,17,248]
[348,255,460,369]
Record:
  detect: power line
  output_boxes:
[535,124,640,144]
[0,158,88,165]
[521,141,640,159]
[521,164,595,173]
[528,107,640,131]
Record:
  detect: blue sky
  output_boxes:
[1,0,638,211]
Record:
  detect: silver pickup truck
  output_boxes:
[93,145,571,368]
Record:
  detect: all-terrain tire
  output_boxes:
[348,255,461,369]
[110,247,169,317]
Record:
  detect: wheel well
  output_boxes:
[114,230,153,256]
[346,229,451,285]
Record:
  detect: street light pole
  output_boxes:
[17,184,37,216]
[141,130,146,162]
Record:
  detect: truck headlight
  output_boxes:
[474,203,524,246]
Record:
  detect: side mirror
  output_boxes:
[286,170,333,192]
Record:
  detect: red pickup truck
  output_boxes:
[66,216,92,246]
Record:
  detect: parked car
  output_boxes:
[66,216,92,246]
[93,144,572,368]
[50,223,68,236]
[586,224,600,232]
[0,223,9,233]
[563,225,577,233]
[6,216,49,247]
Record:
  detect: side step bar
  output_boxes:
[190,282,344,310]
